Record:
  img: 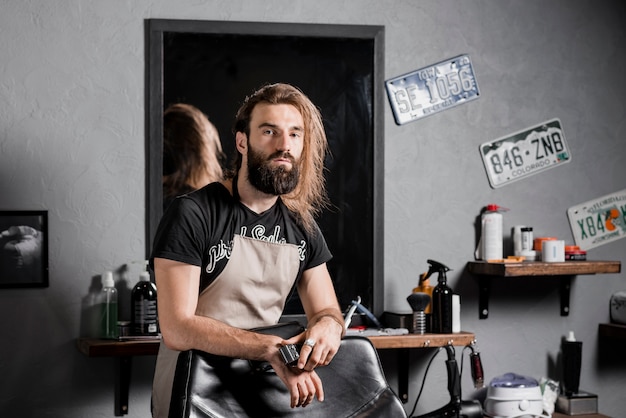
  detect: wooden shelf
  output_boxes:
[467,260,621,277]
[598,323,626,341]
[77,337,160,357]
[369,331,475,349]
[467,260,621,319]
[77,332,476,358]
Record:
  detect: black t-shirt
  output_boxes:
[150,182,332,293]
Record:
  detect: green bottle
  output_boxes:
[99,271,118,339]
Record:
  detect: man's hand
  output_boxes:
[271,314,342,407]
[269,350,324,408]
[283,315,343,372]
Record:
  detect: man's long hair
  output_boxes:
[227,83,329,234]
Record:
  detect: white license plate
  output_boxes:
[385,54,480,125]
[567,189,626,250]
[479,119,571,188]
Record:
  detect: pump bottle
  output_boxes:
[426,259,453,334]
[99,271,118,339]
[131,264,158,336]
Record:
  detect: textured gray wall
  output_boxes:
[0,0,624,416]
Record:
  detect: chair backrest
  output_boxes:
[169,336,408,418]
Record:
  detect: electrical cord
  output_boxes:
[408,347,443,418]
[460,345,472,398]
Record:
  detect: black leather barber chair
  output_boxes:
[169,335,408,418]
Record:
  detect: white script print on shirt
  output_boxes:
[205,225,307,274]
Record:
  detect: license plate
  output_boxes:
[385,54,480,125]
[479,119,571,188]
[567,189,626,250]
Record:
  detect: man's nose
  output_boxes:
[276,132,291,152]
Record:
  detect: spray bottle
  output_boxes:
[426,259,453,334]
[413,271,434,332]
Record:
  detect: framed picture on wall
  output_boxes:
[0,210,48,288]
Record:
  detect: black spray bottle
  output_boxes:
[427,259,453,334]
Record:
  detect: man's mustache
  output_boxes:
[267,151,296,164]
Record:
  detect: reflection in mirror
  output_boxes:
[145,19,385,315]
[162,103,225,212]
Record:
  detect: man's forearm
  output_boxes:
[161,314,283,362]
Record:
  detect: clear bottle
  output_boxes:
[481,204,503,261]
[131,268,158,336]
[99,271,118,339]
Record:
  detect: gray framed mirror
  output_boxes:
[145,19,385,315]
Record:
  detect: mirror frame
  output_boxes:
[144,19,385,315]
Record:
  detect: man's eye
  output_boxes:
[263,129,274,135]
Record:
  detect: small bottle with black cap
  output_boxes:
[131,262,159,336]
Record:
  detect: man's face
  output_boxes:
[242,103,304,195]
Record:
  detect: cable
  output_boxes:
[460,345,472,399]
[408,347,443,418]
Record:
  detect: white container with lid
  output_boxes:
[479,204,504,261]
[485,373,543,418]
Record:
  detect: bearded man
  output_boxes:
[150,83,344,417]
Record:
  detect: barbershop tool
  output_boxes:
[406,292,431,334]
[343,296,361,329]
[468,340,485,389]
[279,344,301,367]
[413,272,434,330]
[344,296,383,329]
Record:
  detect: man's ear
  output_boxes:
[235,132,247,154]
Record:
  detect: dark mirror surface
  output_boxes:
[146,20,384,315]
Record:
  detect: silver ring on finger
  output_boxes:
[303,338,316,348]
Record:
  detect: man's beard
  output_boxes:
[247,147,300,195]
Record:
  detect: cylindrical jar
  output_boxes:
[521,227,533,251]
[481,204,503,261]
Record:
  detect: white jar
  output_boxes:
[481,204,503,261]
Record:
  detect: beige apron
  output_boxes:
[152,234,300,417]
